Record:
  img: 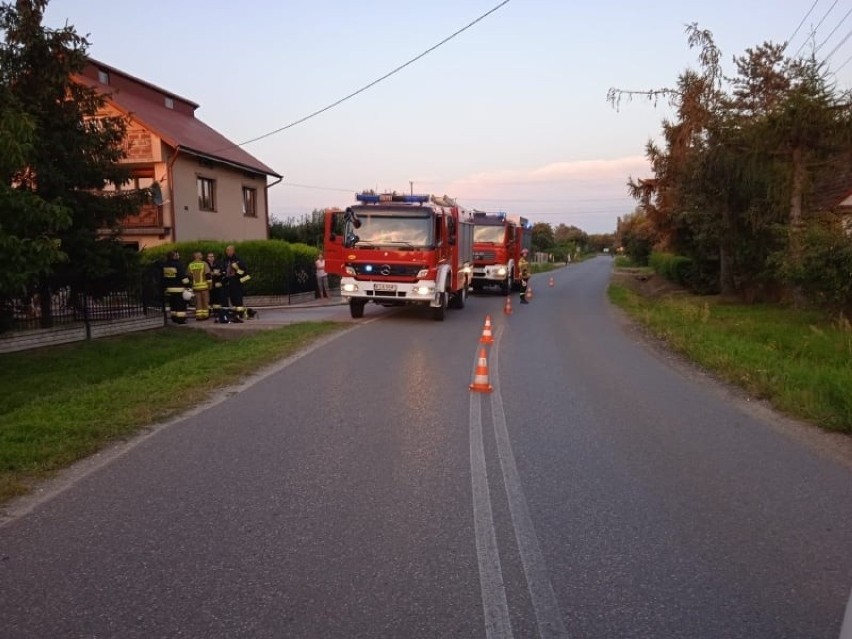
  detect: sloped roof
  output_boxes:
[810,154,852,212]
[76,70,281,179]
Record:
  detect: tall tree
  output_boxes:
[0,85,71,296]
[0,0,139,304]
[530,222,554,253]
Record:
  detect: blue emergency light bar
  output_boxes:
[356,192,430,204]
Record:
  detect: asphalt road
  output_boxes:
[1,257,851,638]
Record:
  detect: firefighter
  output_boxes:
[206,251,225,321]
[518,248,532,304]
[187,251,211,320]
[162,250,190,324]
[223,244,250,323]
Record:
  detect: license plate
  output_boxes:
[374,283,397,292]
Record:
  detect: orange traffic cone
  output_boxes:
[480,315,494,344]
[504,296,513,315]
[548,276,555,287]
[469,348,493,393]
[525,286,533,301]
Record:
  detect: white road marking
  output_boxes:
[491,328,569,639]
[840,585,852,639]
[470,381,514,638]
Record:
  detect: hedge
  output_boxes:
[649,252,695,287]
[139,240,319,296]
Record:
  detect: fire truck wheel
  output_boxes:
[349,300,366,318]
[500,273,511,296]
[432,292,447,321]
[450,285,466,309]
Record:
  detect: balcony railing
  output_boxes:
[121,204,163,229]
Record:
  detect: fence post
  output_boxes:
[82,281,92,341]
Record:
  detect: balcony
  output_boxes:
[116,204,169,237]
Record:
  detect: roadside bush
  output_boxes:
[785,219,852,315]
[139,240,319,296]
[649,252,695,286]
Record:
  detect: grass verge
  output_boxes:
[608,284,852,434]
[0,323,342,503]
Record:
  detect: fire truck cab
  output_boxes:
[471,211,532,295]
[324,192,473,320]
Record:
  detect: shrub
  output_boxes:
[649,252,695,286]
[139,240,319,296]
[785,219,852,315]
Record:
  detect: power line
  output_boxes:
[281,182,354,193]
[218,1,512,152]
[794,0,839,57]
[815,6,852,52]
[835,50,852,72]
[787,0,821,46]
[825,27,852,60]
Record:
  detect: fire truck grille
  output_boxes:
[473,251,497,262]
[352,264,423,277]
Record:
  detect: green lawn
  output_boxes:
[609,284,852,434]
[0,323,342,503]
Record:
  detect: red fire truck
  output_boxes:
[323,192,474,320]
[471,211,532,294]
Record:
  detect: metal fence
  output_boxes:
[0,266,164,337]
[0,260,339,345]
[245,258,339,301]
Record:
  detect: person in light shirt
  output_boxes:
[315,253,329,299]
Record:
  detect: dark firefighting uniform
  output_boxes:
[518,257,531,304]
[208,256,225,319]
[162,256,190,323]
[187,258,211,320]
[223,252,251,321]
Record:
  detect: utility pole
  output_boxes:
[409,181,413,195]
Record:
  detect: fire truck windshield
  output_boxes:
[474,225,505,243]
[351,208,433,247]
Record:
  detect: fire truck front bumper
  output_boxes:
[472,264,509,282]
[339,278,441,306]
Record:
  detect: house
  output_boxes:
[76,59,283,249]
[811,161,852,235]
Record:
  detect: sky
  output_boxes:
[43,0,852,234]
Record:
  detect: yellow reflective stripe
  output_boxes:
[239,274,251,283]
[166,287,185,293]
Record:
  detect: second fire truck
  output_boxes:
[323,192,473,320]
[471,211,532,294]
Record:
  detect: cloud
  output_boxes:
[445,155,650,196]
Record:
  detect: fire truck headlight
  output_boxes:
[342,283,358,293]
[344,266,356,276]
[416,268,429,279]
[496,266,507,277]
[414,285,433,296]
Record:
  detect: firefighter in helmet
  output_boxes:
[187,251,211,320]
[162,250,190,323]
[518,248,532,304]
[222,244,250,323]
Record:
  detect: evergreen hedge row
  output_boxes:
[139,240,319,296]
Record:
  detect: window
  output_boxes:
[98,69,109,84]
[242,187,257,217]
[164,96,174,109]
[102,170,154,193]
[197,177,216,211]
